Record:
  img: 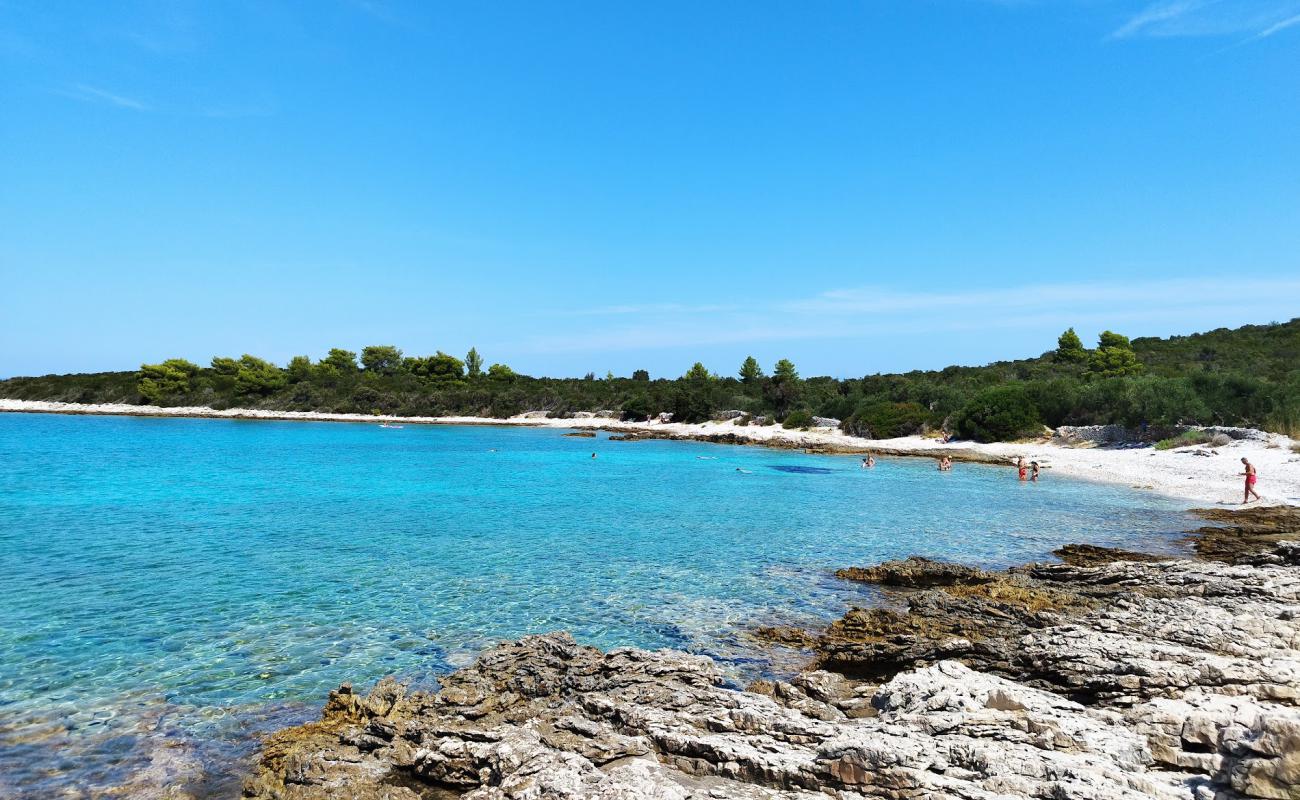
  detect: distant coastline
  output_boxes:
[4,398,1296,507]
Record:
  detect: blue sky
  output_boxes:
[1,0,1298,380]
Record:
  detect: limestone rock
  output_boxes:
[245,512,1300,800]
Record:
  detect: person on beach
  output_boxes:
[1030,461,1040,482]
[1017,457,1027,481]
[1241,458,1260,503]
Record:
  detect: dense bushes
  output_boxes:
[2,319,1298,440]
[841,401,932,438]
[955,385,1041,442]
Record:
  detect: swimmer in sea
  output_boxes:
[1017,457,1027,481]
[1030,461,1040,482]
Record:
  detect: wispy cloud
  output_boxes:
[519,277,1300,355]
[58,83,150,111]
[1109,0,1300,39]
[1252,9,1300,35]
[1110,0,1210,39]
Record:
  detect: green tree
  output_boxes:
[765,358,802,418]
[683,362,713,381]
[234,355,287,396]
[137,358,200,403]
[632,369,650,381]
[1098,330,1132,350]
[322,348,359,373]
[210,356,240,376]
[739,356,764,383]
[287,355,313,383]
[361,345,403,375]
[1053,328,1087,364]
[465,347,483,378]
[1088,331,1143,379]
[488,363,516,379]
[423,351,465,380]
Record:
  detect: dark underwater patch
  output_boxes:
[768,465,835,474]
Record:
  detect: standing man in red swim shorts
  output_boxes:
[1241,457,1261,504]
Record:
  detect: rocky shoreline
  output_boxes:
[241,507,1300,800]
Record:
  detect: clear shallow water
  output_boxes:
[0,413,1193,796]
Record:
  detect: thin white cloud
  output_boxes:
[59,83,149,111]
[1253,9,1300,35]
[786,278,1300,315]
[1110,0,1210,39]
[1109,0,1300,39]
[524,277,1300,355]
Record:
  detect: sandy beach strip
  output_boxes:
[3,398,1297,507]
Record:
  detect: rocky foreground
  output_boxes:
[243,509,1300,800]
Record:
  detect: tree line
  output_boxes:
[2,319,1296,442]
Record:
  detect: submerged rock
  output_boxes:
[835,556,996,587]
[1052,543,1167,566]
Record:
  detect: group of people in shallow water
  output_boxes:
[859,452,1032,479]
[1016,457,1040,482]
[592,445,1263,503]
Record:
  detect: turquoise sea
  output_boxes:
[0,413,1194,797]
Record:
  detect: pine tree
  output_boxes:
[739,355,764,383]
[465,347,483,378]
[1053,328,1087,364]
[1087,330,1143,378]
[683,362,712,381]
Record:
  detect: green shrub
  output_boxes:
[137,358,200,403]
[1154,431,1213,450]
[955,385,1041,442]
[782,410,813,429]
[841,401,931,439]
